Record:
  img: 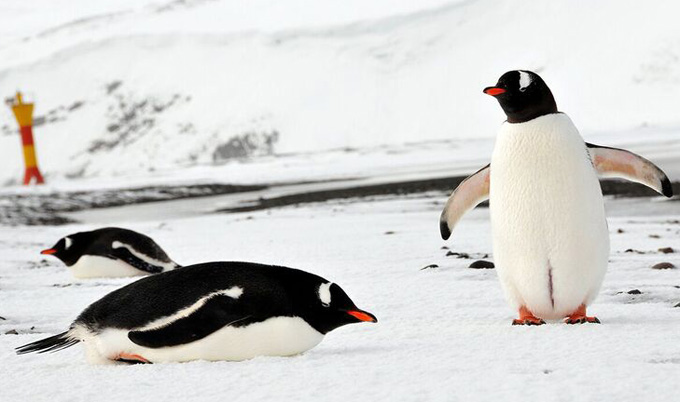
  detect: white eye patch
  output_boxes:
[64,237,73,249]
[318,282,332,307]
[518,70,532,91]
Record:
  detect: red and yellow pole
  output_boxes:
[10,92,44,185]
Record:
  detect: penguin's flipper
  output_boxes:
[107,246,165,274]
[128,295,252,348]
[440,164,491,240]
[586,143,673,198]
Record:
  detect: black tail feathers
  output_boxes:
[16,331,79,355]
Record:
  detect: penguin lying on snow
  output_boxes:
[16,261,377,364]
[41,227,180,278]
[440,70,673,325]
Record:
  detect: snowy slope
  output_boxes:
[0,0,679,185]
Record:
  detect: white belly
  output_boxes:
[490,114,609,319]
[78,317,325,364]
[69,255,146,279]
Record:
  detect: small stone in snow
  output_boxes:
[4,329,18,335]
[658,247,674,254]
[446,251,470,259]
[652,262,675,270]
[469,260,495,269]
[649,234,661,239]
[674,303,680,308]
[441,246,449,250]
[384,231,395,235]
[627,289,642,295]
[420,264,439,271]
[617,228,624,233]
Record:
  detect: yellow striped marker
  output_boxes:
[10,92,44,185]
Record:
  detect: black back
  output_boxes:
[75,261,374,335]
[45,227,174,267]
[484,70,558,123]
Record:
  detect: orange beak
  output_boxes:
[40,248,57,255]
[483,87,506,96]
[347,310,377,323]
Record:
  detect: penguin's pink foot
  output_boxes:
[564,304,600,324]
[115,352,151,364]
[512,306,546,326]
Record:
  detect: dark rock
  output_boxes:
[652,262,676,270]
[68,101,84,111]
[212,131,279,161]
[469,260,495,269]
[446,251,470,259]
[658,247,674,254]
[674,303,680,308]
[384,231,395,235]
[4,329,18,335]
[420,264,439,271]
[649,234,661,239]
[627,289,642,295]
[441,246,449,250]
[0,316,5,320]
[105,80,122,94]
[616,228,624,233]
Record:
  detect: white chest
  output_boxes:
[489,113,606,237]
[69,255,146,279]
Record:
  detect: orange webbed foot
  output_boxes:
[564,304,601,325]
[512,306,546,326]
[115,352,151,364]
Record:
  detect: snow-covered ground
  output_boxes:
[1,192,679,401]
[1,1,679,401]
[1,0,680,185]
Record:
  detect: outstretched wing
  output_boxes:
[440,164,491,240]
[586,143,673,198]
[128,294,253,348]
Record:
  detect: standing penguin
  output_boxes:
[41,227,180,278]
[16,261,377,364]
[440,71,673,325]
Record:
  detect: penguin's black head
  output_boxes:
[483,70,558,123]
[300,281,377,335]
[41,235,85,266]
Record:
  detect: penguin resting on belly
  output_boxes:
[440,70,673,325]
[16,261,377,364]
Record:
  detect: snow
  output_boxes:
[1,0,680,185]
[0,1,679,400]
[1,194,679,401]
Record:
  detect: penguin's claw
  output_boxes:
[512,318,546,326]
[565,316,600,325]
[564,304,600,324]
[513,306,545,326]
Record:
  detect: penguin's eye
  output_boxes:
[318,283,332,307]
